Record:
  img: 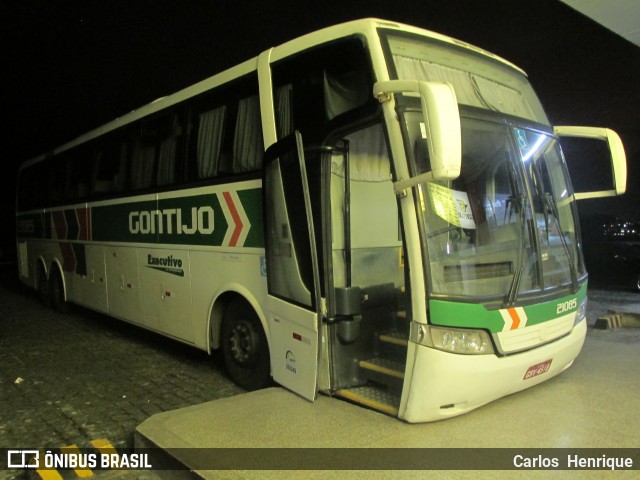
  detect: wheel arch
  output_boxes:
[48,259,67,302]
[34,256,48,289]
[207,284,269,354]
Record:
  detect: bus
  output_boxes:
[16,18,626,422]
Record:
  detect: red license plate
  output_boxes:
[523,359,552,380]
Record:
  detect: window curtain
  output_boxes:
[157,117,180,185]
[471,75,536,120]
[276,84,293,139]
[90,151,105,193]
[323,70,368,120]
[130,140,156,190]
[197,106,226,178]
[394,55,476,104]
[233,96,264,172]
[393,55,536,121]
[331,124,391,182]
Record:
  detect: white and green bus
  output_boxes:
[16,19,626,422]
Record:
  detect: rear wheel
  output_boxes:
[221,299,270,391]
[634,275,640,293]
[36,264,50,307]
[49,269,69,313]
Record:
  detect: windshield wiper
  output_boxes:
[542,192,579,292]
[505,193,528,307]
[530,155,579,294]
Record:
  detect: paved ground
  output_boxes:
[0,259,638,479]
[584,287,640,323]
[0,263,242,479]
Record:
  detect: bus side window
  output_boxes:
[231,95,263,173]
[275,84,293,138]
[63,149,91,201]
[114,142,129,192]
[91,133,130,195]
[129,133,157,191]
[129,113,173,191]
[189,105,227,181]
[156,112,184,187]
[272,38,373,144]
[91,150,111,194]
[184,74,261,182]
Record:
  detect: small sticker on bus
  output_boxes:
[523,359,552,380]
[260,255,267,277]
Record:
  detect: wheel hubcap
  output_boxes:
[229,321,258,366]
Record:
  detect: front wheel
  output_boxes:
[221,299,271,391]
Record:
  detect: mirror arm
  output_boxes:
[373,80,461,181]
[393,172,432,197]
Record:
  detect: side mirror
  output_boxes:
[374,80,461,181]
[554,126,627,199]
[418,82,461,180]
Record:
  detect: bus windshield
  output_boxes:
[405,110,584,301]
[382,30,584,302]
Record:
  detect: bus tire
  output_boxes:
[49,269,69,314]
[221,299,270,391]
[36,264,50,307]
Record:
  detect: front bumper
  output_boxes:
[399,318,587,422]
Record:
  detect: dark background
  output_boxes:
[3,0,639,263]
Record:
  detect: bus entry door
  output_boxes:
[263,132,322,401]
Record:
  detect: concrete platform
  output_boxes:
[135,327,640,479]
[610,303,640,327]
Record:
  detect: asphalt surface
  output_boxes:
[1,260,639,479]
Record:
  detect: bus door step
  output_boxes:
[334,386,400,417]
[379,331,408,347]
[359,357,405,379]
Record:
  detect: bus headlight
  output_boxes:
[413,324,494,355]
[574,298,587,326]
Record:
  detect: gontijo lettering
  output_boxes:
[129,206,214,235]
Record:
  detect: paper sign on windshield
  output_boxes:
[427,183,476,229]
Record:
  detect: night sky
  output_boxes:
[3,0,639,248]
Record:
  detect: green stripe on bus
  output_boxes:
[238,188,264,248]
[429,283,587,332]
